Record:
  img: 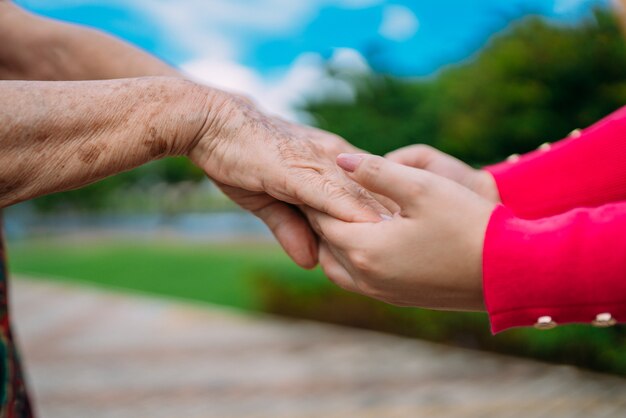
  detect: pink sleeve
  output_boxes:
[485,106,626,219]
[483,203,626,333]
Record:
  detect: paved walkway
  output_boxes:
[10,277,626,418]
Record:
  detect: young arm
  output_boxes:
[306,154,626,333]
[484,106,626,219]
[484,202,626,332]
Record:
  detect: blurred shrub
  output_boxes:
[305,9,626,165]
[254,268,626,376]
[32,157,205,212]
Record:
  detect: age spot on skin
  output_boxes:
[144,126,169,157]
[0,176,24,196]
[0,180,12,195]
[33,132,50,143]
[77,143,102,164]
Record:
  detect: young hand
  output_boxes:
[386,144,501,203]
[303,153,496,311]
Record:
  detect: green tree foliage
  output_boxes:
[33,9,626,211]
[305,9,626,166]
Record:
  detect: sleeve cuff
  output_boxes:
[483,204,626,333]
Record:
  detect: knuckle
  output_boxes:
[348,249,370,272]
[406,176,429,197]
[389,144,435,168]
[293,174,333,209]
[360,157,383,182]
[364,156,384,173]
[408,144,436,160]
[321,176,352,203]
[348,248,381,277]
[316,136,341,156]
[412,143,434,154]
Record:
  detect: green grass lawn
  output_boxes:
[6,238,327,311]
[7,237,626,376]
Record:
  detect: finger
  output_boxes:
[315,132,367,156]
[286,166,390,223]
[300,206,371,250]
[254,202,318,269]
[337,153,428,213]
[310,137,391,218]
[319,241,359,293]
[385,144,435,168]
[368,191,401,214]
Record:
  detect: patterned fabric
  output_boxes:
[0,215,33,418]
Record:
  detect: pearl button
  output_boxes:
[506,153,521,163]
[568,129,582,138]
[592,313,617,327]
[534,316,557,330]
[537,142,551,151]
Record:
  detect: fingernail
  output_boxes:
[337,153,363,173]
[380,214,393,221]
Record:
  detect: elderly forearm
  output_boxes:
[0,77,213,207]
[0,2,178,81]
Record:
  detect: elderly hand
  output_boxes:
[187,93,385,269]
[0,77,382,270]
[303,153,495,310]
[386,144,501,203]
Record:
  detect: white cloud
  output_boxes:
[144,0,383,58]
[330,48,371,73]
[182,48,368,121]
[20,0,376,120]
[164,1,375,120]
[19,0,382,59]
[378,5,419,41]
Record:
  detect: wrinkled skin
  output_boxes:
[188,94,387,268]
[304,154,495,311]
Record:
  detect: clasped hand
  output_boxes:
[303,151,497,311]
[187,92,495,311]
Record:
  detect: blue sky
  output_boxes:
[14,0,610,118]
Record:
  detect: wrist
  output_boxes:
[474,170,501,203]
[465,201,494,312]
[185,89,254,167]
[156,78,226,158]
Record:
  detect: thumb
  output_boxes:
[336,153,426,212]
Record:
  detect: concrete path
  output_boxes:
[10,277,626,418]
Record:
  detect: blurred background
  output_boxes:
[5,0,626,415]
